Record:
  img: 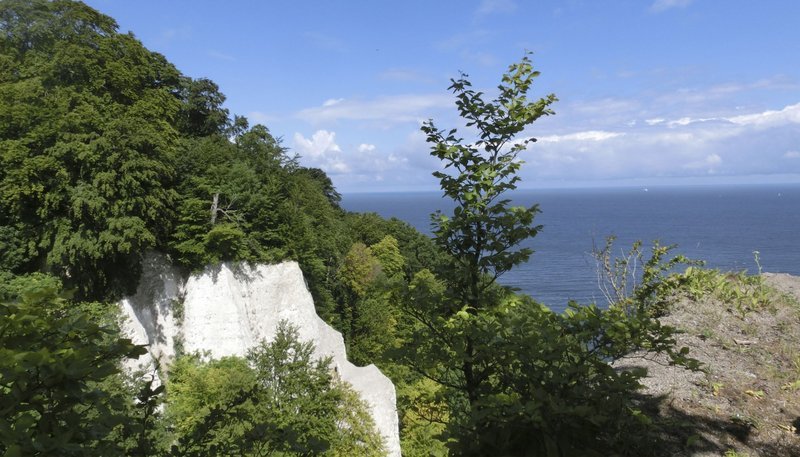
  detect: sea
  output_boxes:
[342,184,800,313]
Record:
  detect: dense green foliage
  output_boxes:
[419,54,556,408]
[0,0,183,298]
[0,275,384,456]
[0,0,353,309]
[1,2,706,456]
[0,273,147,456]
[399,56,700,455]
[0,1,390,454]
[166,323,384,457]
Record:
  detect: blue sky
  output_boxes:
[84,0,800,192]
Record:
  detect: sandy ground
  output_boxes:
[616,273,800,457]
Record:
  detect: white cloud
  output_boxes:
[665,116,726,127]
[706,154,722,165]
[298,95,800,191]
[293,130,341,158]
[293,130,425,185]
[514,100,800,184]
[387,153,407,164]
[727,102,800,128]
[329,161,350,173]
[393,130,439,171]
[293,130,346,173]
[537,130,624,143]
[650,0,693,13]
[351,142,412,174]
[323,98,345,107]
[667,117,694,127]
[296,94,452,124]
[636,103,800,131]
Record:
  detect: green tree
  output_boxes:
[166,322,385,457]
[334,236,410,365]
[166,123,351,326]
[408,56,699,455]
[0,273,147,456]
[176,77,230,137]
[418,53,556,408]
[0,0,368,330]
[337,242,380,298]
[0,0,184,299]
[342,212,444,278]
[370,235,405,279]
[165,354,258,454]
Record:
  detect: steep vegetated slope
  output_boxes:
[0,0,437,348]
[0,1,433,454]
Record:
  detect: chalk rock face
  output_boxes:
[119,254,401,457]
[119,253,183,377]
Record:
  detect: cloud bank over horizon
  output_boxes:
[292,98,800,192]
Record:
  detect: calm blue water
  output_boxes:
[342,185,800,313]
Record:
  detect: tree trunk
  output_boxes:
[463,337,479,405]
[210,192,219,225]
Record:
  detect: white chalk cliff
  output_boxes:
[119,253,401,456]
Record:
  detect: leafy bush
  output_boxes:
[0,273,147,456]
[593,235,703,317]
[165,322,385,457]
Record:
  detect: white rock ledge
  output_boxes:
[120,254,401,456]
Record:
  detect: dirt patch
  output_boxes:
[616,273,800,456]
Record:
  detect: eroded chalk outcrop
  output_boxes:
[119,253,401,456]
